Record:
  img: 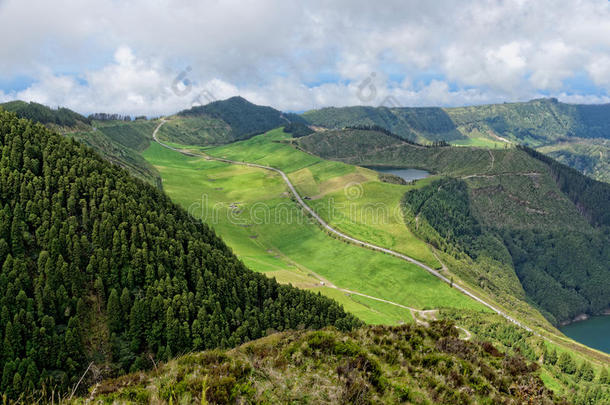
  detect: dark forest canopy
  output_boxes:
[0,101,91,127]
[178,96,289,140]
[0,110,360,400]
[403,178,610,325]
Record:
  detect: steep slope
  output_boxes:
[0,100,91,129]
[0,100,162,186]
[77,322,568,404]
[157,96,304,146]
[301,98,610,182]
[295,129,610,325]
[69,119,162,188]
[0,111,360,400]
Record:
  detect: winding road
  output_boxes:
[152,120,532,334]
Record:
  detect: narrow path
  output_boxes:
[152,120,532,334]
[461,171,540,179]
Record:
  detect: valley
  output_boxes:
[142,130,485,325]
[1,99,608,403]
[3,3,610,403]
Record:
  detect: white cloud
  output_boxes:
[1,0,609,113]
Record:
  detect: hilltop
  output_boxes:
[156,96,304,146]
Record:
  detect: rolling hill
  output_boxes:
[0,110,360,401]
[301,98,610,182]
[295,128,610,326]
[156,96,304,146]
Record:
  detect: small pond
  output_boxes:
[368,167,430,182]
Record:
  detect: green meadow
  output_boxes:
[143,137,486,325]
[208,128,439,267]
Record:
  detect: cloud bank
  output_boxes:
[1,0,609,114]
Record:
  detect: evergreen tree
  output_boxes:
[558,352,576,374]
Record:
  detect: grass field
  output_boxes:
[451,137,508,148]
[208,128,440,267]
[143,139,487,325]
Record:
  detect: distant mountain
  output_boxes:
[157,96,306,146]
[0,110,360,400]
[301,98,610,182]
[295,128,610,325]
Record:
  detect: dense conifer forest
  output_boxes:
[403,177,610,324]
[0,111,360,399]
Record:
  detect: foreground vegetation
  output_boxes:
[76,321,570,404]
[142,137,482,325]
[442,309,610,404]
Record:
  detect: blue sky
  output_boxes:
[1,0,609,115]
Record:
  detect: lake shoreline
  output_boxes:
[559,309,610,327]
[559,314,610,354]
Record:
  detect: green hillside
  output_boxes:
[142,130,483,327]
[301,98,610,182]
[295,129,610,325]
[538,138,610,183]
[0,100,163,186]
[69,119,163,187]
[157,96,299,146]
[302,105,464,143]
[0,100,91,129]
[74,321,576,404]
[0,111,360,401]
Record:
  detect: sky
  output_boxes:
[1,0,610,115]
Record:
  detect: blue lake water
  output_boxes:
[370,167,430,182]
[559,316,610,354]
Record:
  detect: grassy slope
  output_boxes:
[142,136,485,327]
[75,322,566,405]
[209,128,439,267]
[69,120,162,187]
[93,119,158,151]
[155,114,232,146]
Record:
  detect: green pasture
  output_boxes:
[143,140,487,325]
